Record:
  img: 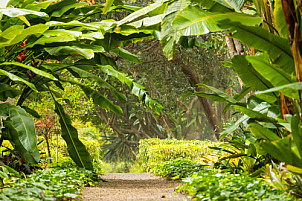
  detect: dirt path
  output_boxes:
[81,173,189,201]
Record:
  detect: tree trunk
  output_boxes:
[173,55,221,141]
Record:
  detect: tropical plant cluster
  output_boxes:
[0,166,101,200]
[138,138,296,200]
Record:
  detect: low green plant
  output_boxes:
[152,158,206,180]
[138,138,219,172]
[176,170,295,201]
[0,167,101,201]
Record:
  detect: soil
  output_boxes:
[81,173,190,201]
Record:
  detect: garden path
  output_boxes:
[81,173,189,201]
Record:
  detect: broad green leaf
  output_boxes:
[21,106,41,119]
[223,86,253,113]
[0,8,48,18]
[196,84,237,103]
[221,22,294,73]
[161,0,190,60]
[45,46,94,59]
[79,85,123,115]
[232,105,277,124]
[117,1,166,26]
[246,56,298,99]
[69,66,126,102]
[193,0,231,12]
[51,2,88,17]
[44,29,82,37]
[211,0,245,11]
[262,136,302,168]
[0,83,21,101]
[8,105,37,152]
[0,69,37,91]
[33,36,77,46]
[230,55,276,100]
[248,123,280,141]
[54,101,93,170]
[0,0,11,8]
[129,14,164,28]
[80,32,104,40]
[103,0,114,14]
[172,5,262,36]
[24,1,57,11]
[111,47,142,64]
[274,0,288,38]
[0,62,55,80]
[46,21,99,30]
[97,65,163,114]
[256,82,302,98]
[291,115,302,159]
[287,165,302,174]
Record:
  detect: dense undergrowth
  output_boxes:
[138,138,297,201]
[0,167,101,200]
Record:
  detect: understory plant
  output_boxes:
[0,167,100,201]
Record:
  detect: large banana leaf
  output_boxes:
[0,69,37,91]
[111,47,142,64]
[248,123,280,141]
[196,84,237,103]
[211,0,245,11]
[221,22,294,73]
[261,136,302,169]
[0,83,21,101]
[0,62,55,80]
[273,0,288,38]
[68,65,126,102]
[51,2,88,17]
[256,82,302,98]
[0,8,47,18]
[97,64,163,114]
[172,5,262,36]
[2,105,40,164]
[117,1,167,26]
[160,0,190,59]
[54,101,93,170]
[230,55,277,102]
[246,56,298,99]
[291,115,302,159]
[45,46,94,59]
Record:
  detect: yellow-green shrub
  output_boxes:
[138,138,221,172]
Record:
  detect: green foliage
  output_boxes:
[152,158,206,180]
[0,167,101,201]
[138,138,219,172]
[176,170,295,201]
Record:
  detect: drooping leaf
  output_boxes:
[51,2,88,17]
[69,65,126,102]
[103,0,114,14]
[211,0,245,11]
[196,84,237,103]
[45,46,94,59]
[291,115,302,159]
[0,83,21,101]
[223,86,253,113]
[0,69,37,91]
[0,8,48,18]
[221,22,294,73]
[232,105,277,124]
[246,56,298,99]
[160,0,190,60]
[0,62,55,80]
[54,101,93,170]
[97,65,163,114]
[172,5,262,36]
[256,82,302,98]
[21,106,41,119]
[248,123,280,141]
[24,1,57,11]
[117,1,166,26]
[111,47,142,64]
[262,136,302,168]
[274,0,288,38]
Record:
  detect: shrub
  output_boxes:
[138,138,220,172]
[176,170,295,201]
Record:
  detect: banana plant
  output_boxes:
[0,0,163,170]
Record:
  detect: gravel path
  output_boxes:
[81,173,189,201]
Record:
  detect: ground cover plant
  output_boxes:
[0,167,100,201]
[176,170,294,201]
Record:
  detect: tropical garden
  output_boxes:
[0,0,302,200]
